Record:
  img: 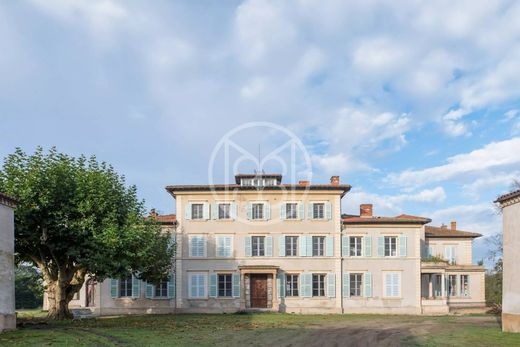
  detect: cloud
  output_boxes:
[427,203,500,237]
[462,171,520,199]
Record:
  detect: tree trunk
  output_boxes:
[46,279,73,319]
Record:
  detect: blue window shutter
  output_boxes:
[110,279,119,298]
[232,274,240,298]
[185,203,192,220]
[427,245,433,258]
[327,273,336,298]
[364,237,372,257]
[299,202,305,220]
[342,235,349,257]
[225,236,232,257]
[209,274,217,298]
[211,203,218,220]
[325,202,332,219]
[246,203,252,220]
[306,236,313,256]
[378,236,385,257]
[307,203,314,219]
[265,203,271,220]
[230,203,237,220]
[384,273,391,297]
[302,273,312,297]
[132,276,140,298]
[279,235,285,256]
[280,203,286,220]
[299,236,307,256]
[265,236,273,256]
[168,273,176,299]
[203,203,210,220]
[326,236,334,256]
[364,272,372,297]
[277,273,285,298]
[400,236,407,257]
[145,282,154,299]
[343,273,350,298]
[245,236,252,256]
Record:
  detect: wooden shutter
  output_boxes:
[280,203,286,220]
[145,282,154,299]
[232,273,240,298]
[132,275,140,298]
[265,236,273,256]
[384,273,391,297]
[326,235,334,256]
[299,236,307,256]
[399,236,407,257]
[168,273,176,299]
[325,202,332,219]
[364,236,372,257]
[209,273,217,298]
[246,203,252,220]
[393,273,400,297]
[265,202,271,220]
[279,235,285,256]
[230,203,237,220]
[211,203,218,220]
[327,273,336,298]
[110,279,119,298]
[277,273,285,298]
[306,235,313,256]
[298,202,305,220]
[378,236,385,257]
[185,203,192,220]
[364,272,372,297]
[307,203,314,219]
[342,235,349,257]
[203,203,210,220]
[343,273,350,298]
[245,236,252,256]
[225,236,232,257]
[301,273,312,297]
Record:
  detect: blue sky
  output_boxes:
[1,1,520,265]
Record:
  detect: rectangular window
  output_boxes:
[312,236,325,256]
[286,203,298,219]
[350,273,363,297]
[119,275,133,297]
[218,274,232,297]
[155,279,168,297]
[384,236,397,257]
[313,203,324,219]
[216,236,233,257]
[285,236,298,256]
[445,246,456,264]
[448,275,457,297]
[350,236,362,256]
[285,274,299,297]
[191,203,204,220]
[312,274,326,297]
[189,273,206,298]
[190,236,205,257]
[460,275,469,297]
[384,272,401,297]
[252,203,264,220]
[218,203,231,219]
[252,236,265,256]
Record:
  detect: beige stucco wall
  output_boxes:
[0,203,16,331]
[502,199,520,332]
[425,239,473,265]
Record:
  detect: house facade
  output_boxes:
[0,193,17,332]
[64,174,485,315]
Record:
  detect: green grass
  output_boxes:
[2,311,519,346]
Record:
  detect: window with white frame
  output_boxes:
[191,203,204,220]
[286,203,298,219]
[312,236,325,256]
[285,236,298,256]
[445,246,456,264]
[218,274,232,297]
[285,274,299,297]
[448,275,457,297]
[384,272,401,297]
[384,236,397,257]
[155,279,168,297]
[252,236,265,256]
[189,273,207,298]
[350,236,362,256]
[350,273,363,297]
[460,275,469,297]
[190,236,205,257]
[252,203,264,220]
[313,203,324,219]
[119,275,133,297]
[218,203,231,219]
[216,236,233,257]
[312,274,326,297]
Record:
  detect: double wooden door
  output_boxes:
[250,274,268,308]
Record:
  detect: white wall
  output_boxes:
[0,203,15,331]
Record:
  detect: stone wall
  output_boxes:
[0,203,16,332]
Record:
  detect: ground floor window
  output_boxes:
[448,275,457,297]
[119,275,133,297]
[312,274,326,297]
[189,273,207,298]
[218,274,232,297]
[460,275,469,297]
[285,274,299,297]
[155,279,168,297]
[350,273,363,297]
[384,272,400,297]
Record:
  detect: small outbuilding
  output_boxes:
[0,192,16,332]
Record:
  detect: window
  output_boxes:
[313,203,324,219]
[190,236,205,257]
[218,274,232,297]
[155,279,168,297]
[252,236,265,256]
[384,236,397,257]
[384,272,401,297]
[192,203,204,220]
[216,236,233,257]
[445,246,456,264]
[285,274,299,297]
[218,203,231,219]
[189,273,206,298]
[119,275,133,297]
[350,273,363,297]
[285,236,298,256]
[252,203,264,220]
[312,274,326,297]
[286,203,298,219]
[312,236,325,256]
[350,236,362,256]
[448,275,457,297]
[460,275,469,297]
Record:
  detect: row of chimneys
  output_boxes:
[299,176,341,186]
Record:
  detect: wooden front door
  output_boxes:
[250,274,268,308]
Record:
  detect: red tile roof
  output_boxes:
[495,189,520,204]
[342,214,431,225]
[425,225,481,239]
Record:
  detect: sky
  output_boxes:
[1,0,520,266]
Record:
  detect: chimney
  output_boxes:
[330,176,340,186]
[441,224,448,230]
[360,204,373,218]
[451,221,457,231]
[299,180,310,186]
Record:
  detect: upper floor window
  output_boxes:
[384,236,397,257]
[285,274,299,297]
[252,203,264,220]
[252,236,265,256]
[444,246,456,264]
[190,236,206,257]
[218,274,232,297]
[312,236,325,256]
[350,273,363,297]
[192,203,204,220]
[312,274,326,297]
[216,236,233,257]
[286,203,298,219]
[218,203,230,219]
[285,236,298,256]
[119,275,133,297]
[155,279,168,297]
[313,203,324,219]
[350,236,362,256]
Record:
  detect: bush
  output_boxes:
[15,264,44,309]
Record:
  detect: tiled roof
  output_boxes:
[166,184,352,196]
[495,189,520,204]
[342,214,431,225]
[154,214,177,224]
[425,226,481,238]
[0,192,17,208]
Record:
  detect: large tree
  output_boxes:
[0,147,174,319]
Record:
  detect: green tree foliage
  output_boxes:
[0,147,175,319]
[15,264,44,309]
[485,232,503,307]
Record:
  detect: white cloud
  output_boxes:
[504,109,518,121]
[462,172,520,199]
[427,203,500,237]
[240,77,267,99]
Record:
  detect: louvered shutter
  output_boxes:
[343,273,350,298]
[246,203,252,220]
[185,203,192,220]
[230,203,237,220]
[301,273,312,297]
[307,203,314,219]
[399,236,407,257]
[232,274,240,298]
[325,202,332,219]
[364,236,372,257]
[378,236,385,257]
[265,203,271,220]
[110,279,119,298]
[327,273,336,298]
[280,203,286,220]
[326,235,334,256]
[211,203,218,219]
[279,235,285,256]
[132,276,140,298]
[145,282,154,299]
[209,273,217,298]
[306,235,313,256]
[203,203,210,220]
[265,236,273,256]
[299,236,307,256]
[277,273,285,298]
[364,272,372,297]
[298,202,305,220]
[342,235,349,257]
[245,236,252,256]
[168,273,176,299]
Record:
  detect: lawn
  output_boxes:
[2,311,520,346]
